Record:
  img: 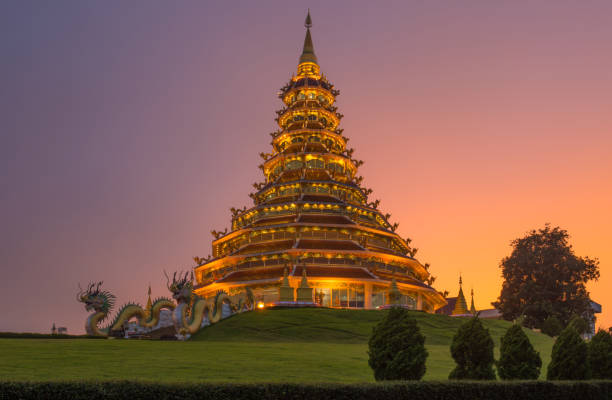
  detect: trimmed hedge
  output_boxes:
[0,381,611,400]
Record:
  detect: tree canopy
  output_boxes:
[493,225,599,329]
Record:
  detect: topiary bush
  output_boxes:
[368,307,428,381]
[588,329,612,379]
[540,315,563,337]
[449,316,496,380]
[547,327,590,380]
[497,324,542,380]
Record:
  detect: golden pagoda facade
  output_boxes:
[193,13,446,312]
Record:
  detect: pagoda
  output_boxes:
[193,12,446,312]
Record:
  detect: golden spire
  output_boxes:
[299,10,317,65]
[452,275,468,315]
[300,266,309,288]
[145,284,152,318]
[387,277,402,306]
[470,288,476,314]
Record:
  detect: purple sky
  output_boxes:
[2,1,611,333]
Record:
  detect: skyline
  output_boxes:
[1,1,611,333]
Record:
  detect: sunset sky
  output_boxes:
[1,1,611,333]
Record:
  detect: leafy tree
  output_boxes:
[588,329,612,379]
[493,225,599,329]
[368,307,428,380]
[568,315,589,335]
[547,327,590,380]
[449,316,496,380]
[540,316,563,337]
[497,324,542,380]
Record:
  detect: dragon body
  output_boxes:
[166,271,254,336]
[78,282,175,337]
[78,271,254,339]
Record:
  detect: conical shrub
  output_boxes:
[449,316,496,380]
[547,326,590,380]
[497,324,542,380]
[368,307,428,380]
[588,329,612,379]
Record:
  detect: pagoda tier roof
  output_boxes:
[251,215,297,227]
[235,239,295,255]
[216,266,285,283]
[262,195,300,205]
[296,239,364,251]
[293,265,376,280]
[364,244,404,257]
[272,128,345,147]
[197,247,425,282]
[296,214,354,225]
[372,270,433,290]
[255,178,363,199]
[217,220,409,254]
[212,266,381,285]
[300,194,342,203]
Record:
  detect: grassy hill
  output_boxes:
[0,308,554,382]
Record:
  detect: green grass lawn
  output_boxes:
[0,309,553,382]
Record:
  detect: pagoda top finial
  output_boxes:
[299,10,318,66]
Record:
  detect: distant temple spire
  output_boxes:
[299,10,318,66]
[470,288,476,314]
[452,275,468,315]
[145,284,152,318]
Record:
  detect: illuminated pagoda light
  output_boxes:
[193,11,446,312]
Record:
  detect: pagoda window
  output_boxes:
[308,114,317,121]
[371,287,385,308]
[318,288,331,307]
[286,160,303,170]
[308,135,321,142]
[349,284,365,308]
[291,136,303,143]
[306,159,324,169]
[320,117,327,126]
[308,93,316,99]
[298,92,306,100]
[327,162,344,173]
[293,115,305,121]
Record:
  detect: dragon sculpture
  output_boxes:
[166,271,254,337]
[77,281,175,337]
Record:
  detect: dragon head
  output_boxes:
[77,281,116,314]
[165,270,194,304]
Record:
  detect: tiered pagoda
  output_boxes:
[193,13,446,312]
